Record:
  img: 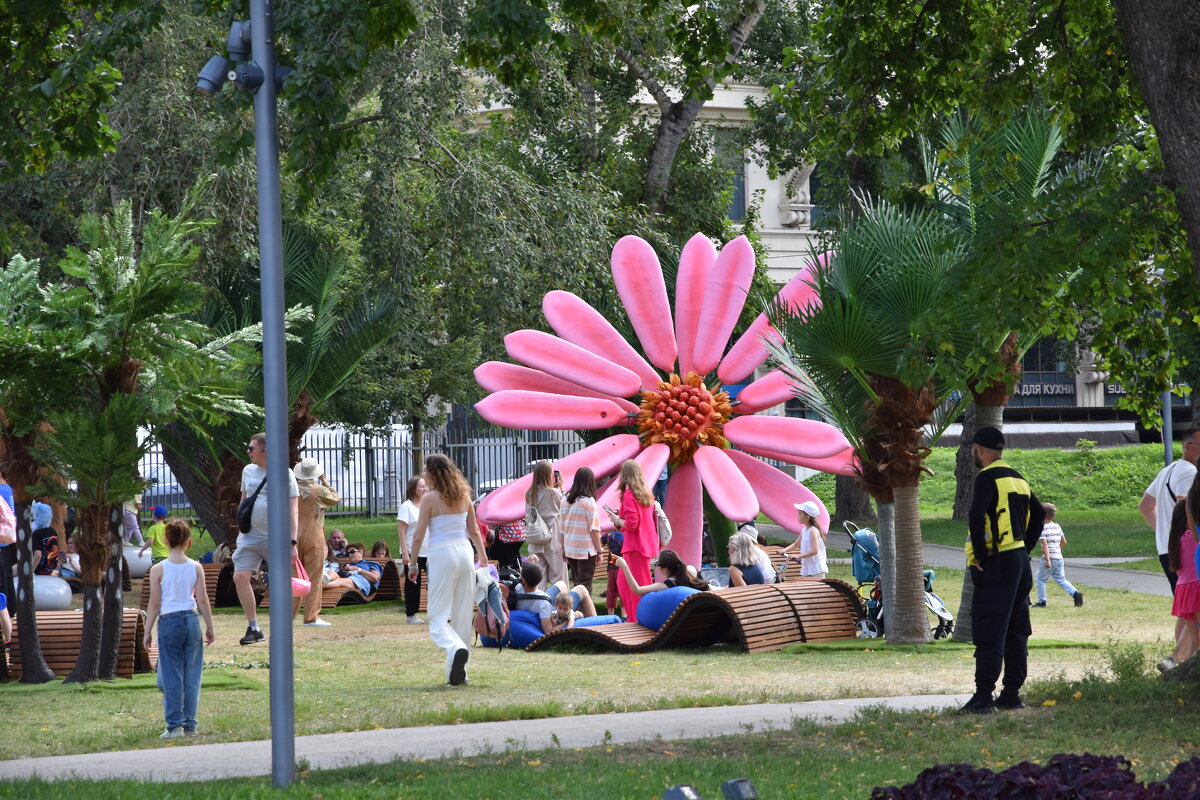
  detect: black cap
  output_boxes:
[972,426,1005,450]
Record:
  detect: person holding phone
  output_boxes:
[604,460,658,624]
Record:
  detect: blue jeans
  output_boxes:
[1036,558,1078,603]
[157,610,203,732]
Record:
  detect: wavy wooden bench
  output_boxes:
[260,557,402,609]
[7,608,155,679]
[526,578,863,654]
[138,562,227,611]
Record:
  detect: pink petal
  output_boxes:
[474,361,640,415]
[724,415,850,460]
[505,330,641,398]
[673,233,716,378]
[725,450,831,534]
[475,390,631,430]
[730,440,859,477]
[664,460,703,567]
[543,291,662,391]
[611,236,677,372]
[692,236,755,376]
[717,251,829,384]
[556,434,644,495]
[476,473,532,526]
[693,445,759,522]
[595,443,669,515]
[732,370,803,415]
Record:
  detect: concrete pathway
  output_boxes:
[759,524,1172,598]
[0,694,970,783]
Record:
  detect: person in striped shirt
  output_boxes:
[1032,503,1082,608]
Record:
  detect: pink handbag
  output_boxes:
[291,556,312,597]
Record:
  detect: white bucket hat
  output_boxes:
[293,458,324,482]
[793,500,821,518]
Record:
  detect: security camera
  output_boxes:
[196,55,230,96]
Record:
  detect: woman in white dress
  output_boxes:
[408,454,488,685]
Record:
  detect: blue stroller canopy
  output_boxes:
[849,529,881,584]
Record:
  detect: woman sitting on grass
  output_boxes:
[612,548,708,596]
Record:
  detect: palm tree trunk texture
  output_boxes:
[65,505,111,683]
[875,502,896,635]
[834,474,876,524]
[98,506,126,679]
[12,501,54,683]
[951,407,1003,643]
[951,403,977,521]
[887,485,931,644]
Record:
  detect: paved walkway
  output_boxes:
[0,694,970,783]
[760,524,1172,598]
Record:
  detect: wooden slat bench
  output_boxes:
[260,557,402,609]
[7,608,154,679]
[138,562,227,611]
[526,578,864,654]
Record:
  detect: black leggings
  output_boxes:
[404,557,427,617]
[1160,553,1179,595]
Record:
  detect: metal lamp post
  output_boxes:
[196,0,295,787]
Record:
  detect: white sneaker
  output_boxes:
[1157,656,1178,673]
[160,728,185,740]
[406,615,426,624]
[304,619,332,627]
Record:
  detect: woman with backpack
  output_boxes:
[604,459,658,624]
[408,454,489,686]
[525,460,564,588]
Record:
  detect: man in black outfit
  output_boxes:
[961,426,1045,714]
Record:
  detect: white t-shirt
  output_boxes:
[241,463,299,538]
[1145,459,1197,555]
[396,499,425,557]
[753,545,774,580]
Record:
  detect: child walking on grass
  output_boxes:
[143,519,215,739]
[1032,503,1083,608]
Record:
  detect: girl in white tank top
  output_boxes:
[143,519,215,737]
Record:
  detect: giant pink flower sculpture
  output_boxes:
[474,233,857,567]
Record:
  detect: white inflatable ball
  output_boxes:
[33,575,73,611]
[124,546,152,579]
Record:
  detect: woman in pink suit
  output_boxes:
[605,460,657,623]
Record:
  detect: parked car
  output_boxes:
[142,465,191,513]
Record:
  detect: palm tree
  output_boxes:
[916,110,1067,641]
[160,224,402,545]
[8,200,258,682]
[769,199,974,644]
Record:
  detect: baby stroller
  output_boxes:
[845,521,954,640]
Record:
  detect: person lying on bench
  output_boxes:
[613,548,709,596]
[324,543,381,598]
[515,562,598,634]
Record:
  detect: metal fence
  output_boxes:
[137,424,588,519]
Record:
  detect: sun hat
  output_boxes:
[293,458,324,482]
[793,500,821,518]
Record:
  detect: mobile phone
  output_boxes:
[603,504,617,515]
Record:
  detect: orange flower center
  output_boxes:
[637,372,732,463]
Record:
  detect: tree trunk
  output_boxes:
[98,505,126,679]
[834,474,876,525]
[159,425,229,547]
[411,415,425,476]
[1113,0,1200,283]
[875,501,896,635]
[12,500,54,683]
[951,403,976,521]
[887,485,931,644]
[65,505,109,684]
[643,99,707,214]
[951,406,1004,643]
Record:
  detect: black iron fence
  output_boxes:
[137,425,588,519]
